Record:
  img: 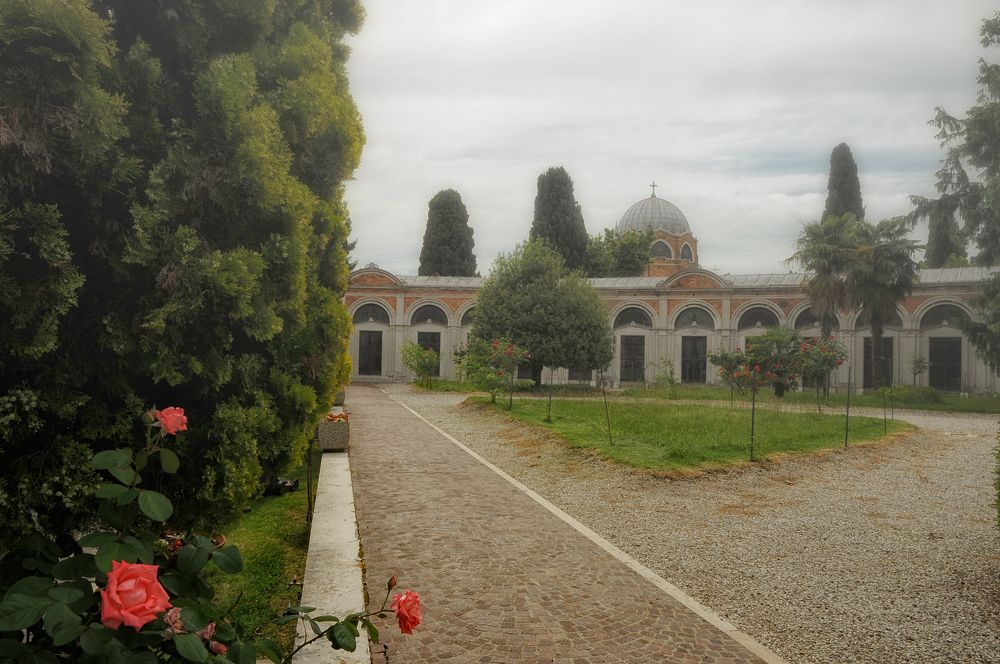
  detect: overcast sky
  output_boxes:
[343,1,995,276]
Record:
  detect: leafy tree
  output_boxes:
[0,0,364,541]
[584,228,652,277]
[417,188,476,276]
[910,12,1000,264]
[910,353,929,386]
[924,212,967,267]
[472,240,613,386]
[529,166,588,271]
[458,338,531,409]
[401,342,439,388]
[823,143,865,221]
[789,214,859,339]
[846,218,920,390]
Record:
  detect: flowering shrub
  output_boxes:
[0,407,419,663]
[458,338,531,408]
[798,337,848,392]
[401,341,440,388]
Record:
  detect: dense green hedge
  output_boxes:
[0,0,364,542]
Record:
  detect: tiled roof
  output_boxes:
[399,276,484,288]
[392,266,999,291]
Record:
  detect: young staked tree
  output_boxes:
[418,188,476,276]
[472,240,613,386]
[846,217,920,390]
[0,0,364,540]
[529,166,589,271]
[823,143,865,221]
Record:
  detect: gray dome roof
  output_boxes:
[616,194,690,235]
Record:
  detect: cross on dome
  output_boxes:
[650,181,657,197]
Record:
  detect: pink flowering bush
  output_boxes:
[458,337,531,409]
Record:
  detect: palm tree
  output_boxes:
[846,217,920,390]
[789,214,859,396]
[789,214,859,339]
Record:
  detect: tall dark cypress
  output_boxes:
[529,166,588,270]
[924,212,967,267]
[823,143,865,220]
[418,189,476,276]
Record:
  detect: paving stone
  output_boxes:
[348,386,767,663]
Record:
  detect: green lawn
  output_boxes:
[620,384,1000,413]
[206,445,322,651]
[474,397,910,470]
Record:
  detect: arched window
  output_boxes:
[650,241,672,259]
[614,307,653,329]
[410,304,448,326]
[737,307,779,330]
[855,309,903,329]
[794,307,839,330]
[919,304,969,330]
[352,303,390,325]
[675,306,715,330]
[680,244,694,261]
[460,307,476,327]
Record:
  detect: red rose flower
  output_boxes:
[100,561,172,630]
[391,590,422,635]
[156,407,188,435]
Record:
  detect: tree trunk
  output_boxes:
[821,316,834,398]
[870,321,884,390]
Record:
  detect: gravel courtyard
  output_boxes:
[383,384,1000,664]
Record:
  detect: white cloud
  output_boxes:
[344,0,995,275]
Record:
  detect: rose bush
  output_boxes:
[0,407,420,663]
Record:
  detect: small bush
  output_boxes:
[875,385,945,404]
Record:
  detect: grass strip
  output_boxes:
[620,385,1000,413]
[474,397,910,471]
[207,445,322,651]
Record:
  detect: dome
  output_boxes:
[616,193,690,236]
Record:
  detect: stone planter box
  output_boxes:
[318,407,349,452]
[334,390,346,406]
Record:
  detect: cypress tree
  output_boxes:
[0,0,364,538]
[823,143,865,220]
[924,212,967,267]
[418,189,476,276]
[529,166,588,270]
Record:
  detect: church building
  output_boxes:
[345,189,999,393]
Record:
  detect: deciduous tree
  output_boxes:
[584,228,652,277]
[472,240,613,385]
[418,189,476,276]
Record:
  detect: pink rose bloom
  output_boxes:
[156,407,188,435]
[391,590,422,635]
[100,561,172,630]
[209,641,228,655]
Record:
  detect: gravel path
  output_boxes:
[382,384,1000,664]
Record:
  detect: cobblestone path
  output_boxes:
[348,385,774,664]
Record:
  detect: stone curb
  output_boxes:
[388,391,789,664]
[292,452,370,663]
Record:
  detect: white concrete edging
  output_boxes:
[293,453,370,663]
